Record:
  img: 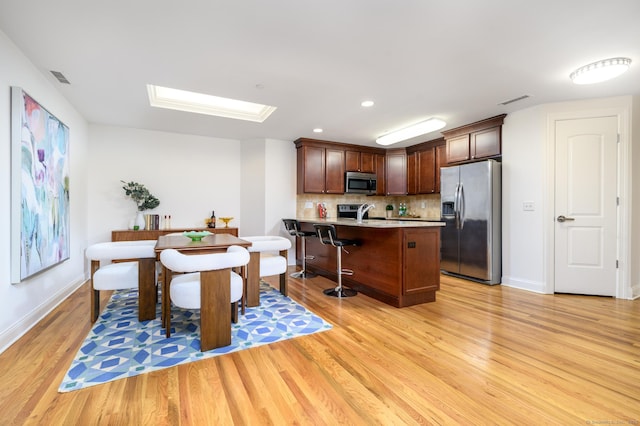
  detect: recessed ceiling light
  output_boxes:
[146,84,276,122]
[361,100,374,107]
[376,118,447,146]
[570,57,631,85]
[313,128,323,133]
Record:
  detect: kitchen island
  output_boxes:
[296,218,444,307]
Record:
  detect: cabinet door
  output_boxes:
[417,148,436,194]
[407,153,417,195]
[435,144,447,193]
[375,154,386,195]
[385,150,407,195]
[345,150,360,171]
[360,152,375,173]
[299,146,325,193]
[446,134,470,164]
[325,148,345,193]
[471,126,501,160]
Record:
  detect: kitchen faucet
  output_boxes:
[356,203,375,223]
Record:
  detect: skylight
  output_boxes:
[146,84,277,122]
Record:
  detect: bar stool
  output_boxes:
[282,219,316,278]
[313,224,360,298]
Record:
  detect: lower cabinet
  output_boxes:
[298,221,441,307]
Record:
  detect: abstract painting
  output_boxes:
[11,87,70,283]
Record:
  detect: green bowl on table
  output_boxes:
[183,231,212,242]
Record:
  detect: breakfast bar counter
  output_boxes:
[296,218,444,307]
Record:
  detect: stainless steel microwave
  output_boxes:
[345,172,377,194]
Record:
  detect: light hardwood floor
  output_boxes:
[1,270,638,425]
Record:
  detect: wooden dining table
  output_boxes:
[154,233,257,350]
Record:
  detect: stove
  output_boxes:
[337,204,368,219]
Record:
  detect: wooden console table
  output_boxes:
[112,227,238,241]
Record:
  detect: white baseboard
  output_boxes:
[501,276,549,294]
[0,275,85,354]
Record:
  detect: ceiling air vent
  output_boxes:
[50,71,70,84]
[499,95,530,106]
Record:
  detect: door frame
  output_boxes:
[544,102,632,299]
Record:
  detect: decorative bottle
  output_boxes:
[209,210,216,228]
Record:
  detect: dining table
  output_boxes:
[154,233,257,349]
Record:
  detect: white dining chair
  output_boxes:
[85,240,157,322]
[159,245,250,351]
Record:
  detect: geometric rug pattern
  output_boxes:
[59,282,332,392]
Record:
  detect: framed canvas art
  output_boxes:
[11,87,70,283]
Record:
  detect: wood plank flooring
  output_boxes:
[0,270,638,425]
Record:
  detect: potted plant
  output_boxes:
[386,204,394,218]
[121,180,160,229]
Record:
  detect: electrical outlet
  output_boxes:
[523,201,535,211]
[421,202,426,209]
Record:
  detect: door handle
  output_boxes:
[557,215,575,222]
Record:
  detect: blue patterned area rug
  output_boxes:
[59,283,332,392]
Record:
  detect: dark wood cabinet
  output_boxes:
[406,138,445,194]
[435,144,447,193]
[446,134,471,163]
[375,154,386,195]
[345,150,375,173]
[325,148,345,193]
[296,144,344,194]
[442,114,506,165]
[407,153,417,195]
[385,149,407,195]
[295,138,384,194]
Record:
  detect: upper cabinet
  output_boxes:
[345,150,375,173]
[295,140,345,194]
[385,149,407,195]
[295,138,385,194]
[406,138,446,194]
[442,114,506,165]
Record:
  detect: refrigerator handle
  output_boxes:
[454,183,461,229]
[459,183,465,229]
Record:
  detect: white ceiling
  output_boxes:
[1,1,639,148]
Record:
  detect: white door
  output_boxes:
[554,116,617,296]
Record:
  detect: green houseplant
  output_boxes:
[121,180,160,211]
[386,204,394,218]
[121,181,160,230]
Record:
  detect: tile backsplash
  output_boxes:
[296,193,441,220]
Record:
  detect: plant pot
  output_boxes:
[386,210,393,218]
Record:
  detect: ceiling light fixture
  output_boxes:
[376,118,447,146]
[313,128,323,133]
[570,57,631,85]
[361,100,374,107]
[147,84,276,122]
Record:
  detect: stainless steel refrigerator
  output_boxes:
[440,159,501,284]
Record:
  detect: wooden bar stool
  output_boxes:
[313,224,360,298]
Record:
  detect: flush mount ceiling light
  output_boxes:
[313,128,323,133]
[361,100,374,107]
[376,118,446,146]
[147,84,276,122]
[570,57,631,85]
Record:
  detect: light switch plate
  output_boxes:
[523,201,535,211]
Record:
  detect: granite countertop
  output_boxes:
[297,217,444,228]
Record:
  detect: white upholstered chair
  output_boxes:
[159,245,250,351]
[240,235,292,305]
[85,240,157,322]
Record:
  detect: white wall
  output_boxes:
[87,125,243,243]
[501,107,547,292]
[240,138,298,262]
[0,30,90,352]
[630,95,640,298]
[502,96,638,299]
